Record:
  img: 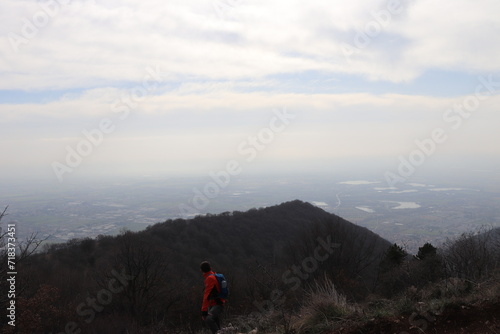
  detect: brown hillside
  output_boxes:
[331,299,500,334]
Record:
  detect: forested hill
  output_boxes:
[9,200,393,333]
[145,200,392,280]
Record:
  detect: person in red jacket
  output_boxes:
[200,261,225,333]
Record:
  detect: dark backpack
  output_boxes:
[213,273,229,299]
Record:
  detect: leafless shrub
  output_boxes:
[442,226,499,282]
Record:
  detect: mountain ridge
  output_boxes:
[5,200,498,333]
[6,199,392,332]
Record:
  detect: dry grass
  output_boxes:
[195,274,500,334]
[293,276,359,333]
[292,273,500,334]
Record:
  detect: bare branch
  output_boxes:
[0,205,8,221]
[17,232,49,264]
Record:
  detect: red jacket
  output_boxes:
[201,271,225,312]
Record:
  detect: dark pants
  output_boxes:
[205,305,223,334]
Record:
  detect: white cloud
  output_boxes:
[400,0,500,72]
[1,0,499,90]
[1,86,499,180]
[1,0,499,181]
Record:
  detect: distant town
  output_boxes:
[2,173,500,253]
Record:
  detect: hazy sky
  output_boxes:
[1,0,499,184]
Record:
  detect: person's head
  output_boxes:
[200,261,211,273]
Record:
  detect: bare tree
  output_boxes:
[0,207,9,306]
[1,207,45,294]
[0,206,49,332]
[0,206,8,247]
[283,217,389,298]
[443,226,498,282]
[96,231,179,324]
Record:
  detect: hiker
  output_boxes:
[200,261,225,334]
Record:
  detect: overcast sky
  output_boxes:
[1,0,499,184]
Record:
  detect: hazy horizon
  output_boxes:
[1,0,500,189]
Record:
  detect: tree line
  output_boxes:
[0,200,499,333]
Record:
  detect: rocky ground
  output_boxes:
[330,300,500,334]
